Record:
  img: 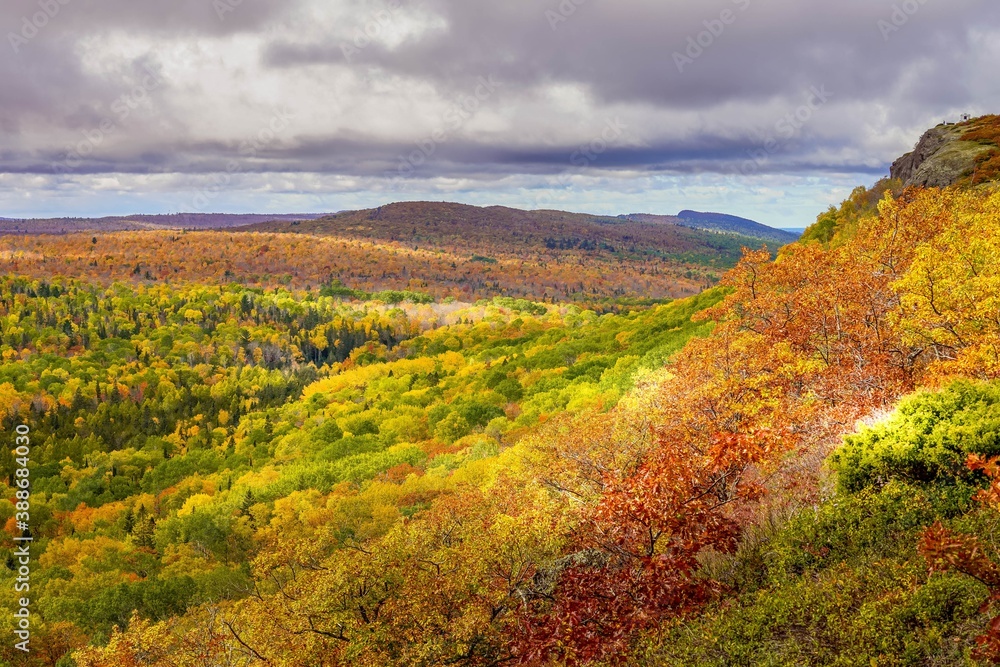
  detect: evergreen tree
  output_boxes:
[122,507,135,535]
[133,505,156,550]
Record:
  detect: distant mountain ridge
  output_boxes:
[620,211,799,244]
[0,213,329,235]
[238,201,794,259]
[2,205,797,249]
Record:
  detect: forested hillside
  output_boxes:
[621,211,800,244]
[5,145,1000,666]
[27,181,995,667]
[238,201,779,294]
[237,201,774,265]
[0,274,722,664]
[0,202,789,304]
[0,228,726,303]
[0,214,328,236]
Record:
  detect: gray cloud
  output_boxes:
[0,0,998,216]
[263,0,996,107]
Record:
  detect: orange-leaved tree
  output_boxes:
[72,187,1000,667]
[515,187,965,664]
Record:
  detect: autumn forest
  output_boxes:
[5,117,1000,666]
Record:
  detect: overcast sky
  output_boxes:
[1,0,998,227]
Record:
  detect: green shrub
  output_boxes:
[342,415,380,436]
[634,383,1000,666]
[458,401,505,428]
[318,434,383,462]
[637,483,986,667]
[830,381,1000,493]
[493,378,524,402]
[313,418,344,443]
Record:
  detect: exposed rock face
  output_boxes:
[890,125,991,188]
[890,126,954,184]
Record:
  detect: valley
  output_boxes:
[2,119,1000,666]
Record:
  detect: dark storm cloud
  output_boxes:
[264,0,996,109]
[1,0,998,181]
[1,131,884,180]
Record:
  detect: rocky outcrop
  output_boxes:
[890,126,954,184]
[890,124,992,188]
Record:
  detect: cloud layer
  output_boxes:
[2,0,998,225]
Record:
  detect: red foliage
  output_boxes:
[381,463,424,483]
[514,189,955,663]
[920,455,1000,663]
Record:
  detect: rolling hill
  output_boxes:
[0,202,797,303]
[0,213,329,235]
[621,210,799,244]
[229,201,796,299]
[238,201,788,265]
